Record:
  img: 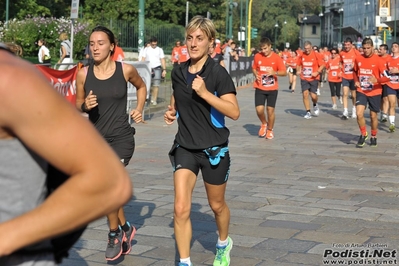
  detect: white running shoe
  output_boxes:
[316,89,321,95]
[332,104,337,110]
[342,110,349,119]
[351,107,357,119]
[304,112,312,119]
[314,105,320,116]
[339,98,343,104]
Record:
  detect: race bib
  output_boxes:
[261,74,275,87]
[344,63,353,74]
[303,67,312,78]
[360,75,373,91]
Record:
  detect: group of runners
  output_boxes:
[252,36,399,148]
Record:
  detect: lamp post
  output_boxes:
[283,20,287,48]
[303,16,307,47]
[240,0,243,49]
[274,22,278,49]
[395,0,397,42]
[5,0,9,26]
[319,12,323,47]
[338,8,344,44]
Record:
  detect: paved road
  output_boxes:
[62,76,399,266]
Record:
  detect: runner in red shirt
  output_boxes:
[296,41,325,119]
[386,42,399,132]
[178,43,190,63]
[325,48,342,109]
[378,44,391,122]
[353,38,390,147]
[171,40,181,68]
[252,37,287,139]
[340,37,361,119]
[286,50,298,93]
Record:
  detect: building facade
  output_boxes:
[321,0,398,48]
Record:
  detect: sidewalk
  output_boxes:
[62,76,399,266]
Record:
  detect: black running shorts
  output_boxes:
[172,145,231,185]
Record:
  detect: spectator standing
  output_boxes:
[57,32,72,70]
[252,37,287,139]
[0,43,132,265]
[75,26,147,261]
[164,15,239,266]
[141,36,167,105]
[37,39,51,65]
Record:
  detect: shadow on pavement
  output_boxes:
[243,124,259,136]
[327,130,359,145]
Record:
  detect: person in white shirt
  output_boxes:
[37,39,51,65]
[141,37,166,105]
[57,32,73,70]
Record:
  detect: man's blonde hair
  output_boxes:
[186,15,216,43]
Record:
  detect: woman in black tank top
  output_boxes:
[75,26,147,261]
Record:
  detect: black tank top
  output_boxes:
[84,61,131,138]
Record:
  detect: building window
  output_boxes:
[312,25,317,35]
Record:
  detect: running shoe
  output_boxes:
[316,88,321,95]
[178,263,193,266]
[370,137,377,147]
[213,237,233,266]
[122,222,136,255]
[313,105,320,116]
[339,98,343,104]
[258,124,267,137]
[105,228,126,261]
[342,110,349,120]
[304,112,312,119]
[380,113,388,123]
[356,133,368,148]
[351,107,357,119]
[265,130,274,139]
[332,104,337,110]
[389,123,395,133]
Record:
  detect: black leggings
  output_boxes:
[329,82,342,97]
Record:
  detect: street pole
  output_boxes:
[339,8,343,44]
[395,0,397,42]
[319,12,323,47]
[225,0,229,38]
[284,20,287,48]
[228,0,233,39]
[240,0,243,49]
[186,1,189,27]
[138,0,145,52]
[245,0,248,54]
[246,0,253,56]
[274,23,278,49]
[6,0,9,27]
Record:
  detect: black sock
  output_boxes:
[122,222,131,232]
[307,109,311,113]
[110,227,121,234]
[313,103,317,107]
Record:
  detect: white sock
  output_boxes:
[217,237,229,247]
[180,257,191,265]
[389,116,395,124]
[344,108,348,112]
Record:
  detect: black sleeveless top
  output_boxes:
[84,61,131,139]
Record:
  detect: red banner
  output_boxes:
[35,65,78,104]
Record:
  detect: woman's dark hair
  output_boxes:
[330,47,338,54]
[91,26,116,56]
[38,39,47,46]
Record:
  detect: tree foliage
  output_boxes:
[0,0,320,50]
